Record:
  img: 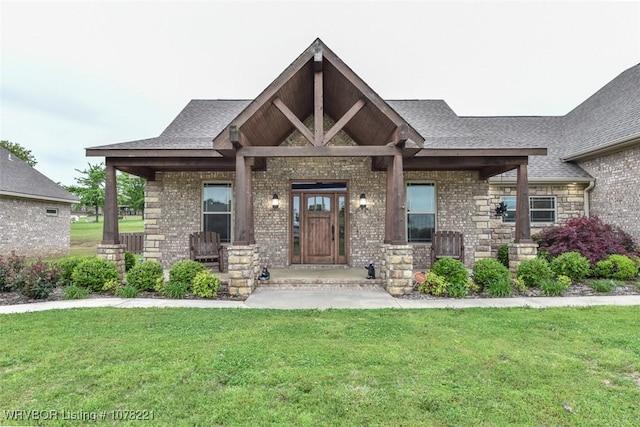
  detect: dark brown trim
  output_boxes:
[273,98,315,145]
[102,160,119,244]
[414,148,547,157]
[314,69,324,145]
[514,164,532,243]
[237,146,402,157]
[86,149,224,158]
[322,99,365,145]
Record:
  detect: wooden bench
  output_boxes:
[189,231,224,272]
[430,230,465,266]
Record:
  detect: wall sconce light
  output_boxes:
[272,193,279,209]
[359,193,367,209]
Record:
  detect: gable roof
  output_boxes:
[0,147,79,204]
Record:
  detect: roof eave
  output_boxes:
[0,190,79,204]
[562,134,640,162]
[488,177,595,185]
[86,149,223,158]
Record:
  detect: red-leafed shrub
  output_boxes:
[536,217,638,265]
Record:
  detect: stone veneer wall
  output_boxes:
[578,145,640,244]
[0,196,71,257]
[487,184,588,255]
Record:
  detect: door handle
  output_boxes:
[331,225,335,241]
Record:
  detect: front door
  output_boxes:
[291,183,348,264]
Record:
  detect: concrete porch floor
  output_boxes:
[213,267,383,284]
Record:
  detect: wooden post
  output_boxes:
[515,163,532,243]
[102,160,119,244]
[314,70,323,145]
[385,154,406,244]
[234,155,248,245]
[246,157,255,244]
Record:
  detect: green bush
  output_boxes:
[72,257,120,292]
[472,258,510,293]
[417,271,448,296]
[511,277,527,293]
[540,277,570,296]
[550,251,591,281]
[192,271,221,298]
[102,278,122,294]
[497,244,509,268]
[169,260,205,289]
[126,261,164,291]
[64,285,90,300]
[516,258,553,288]
[432,258,469,298]
[20,259,61,299]
[593,254,638,280]
[55,256,85,286]
[0,251,26,292]
[590,279,618,293]
[124,251,137,272]
[163,281,187,299]
[115,284,139,298]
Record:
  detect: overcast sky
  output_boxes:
[1,0,639,186]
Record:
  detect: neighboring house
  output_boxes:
[86,39,639,295]
[0,147,80,257]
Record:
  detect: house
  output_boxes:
[86,39,639,296]
[0,147,80,257]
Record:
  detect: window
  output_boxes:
[406,183,436,243]
[203,183,232,243]
[46,208,58,216]
[501,196,556,223]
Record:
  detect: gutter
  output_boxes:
[562,133,640,162]
[0,190,79,205]
[583,180,595,217]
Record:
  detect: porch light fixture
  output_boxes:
[272,194,279,209]
[359,193,367,209]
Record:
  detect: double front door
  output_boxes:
[291,185,347,264]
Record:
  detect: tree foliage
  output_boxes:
[118,173,146,214]
[0,140,37,166]
[65,163,106,222]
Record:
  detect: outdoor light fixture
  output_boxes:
[359,193,367,209]
[272,194,279,209]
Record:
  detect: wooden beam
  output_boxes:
[514,164,532,243]
[314,42,323,72]
[314,70,324,145]
[234,155,249,245]
[108,157,236,169]
[272,97,315,145]
[479,166,518,180]
[385,154,406,244]
[414,148,547,157]
[86,149,225,158]
[102,161,119,244]
[237,146,401,157]
[245,158,255,244]
[389,124,409,146]
[404,156,528,170]
[322,99,365,145]
[116,166,156,181]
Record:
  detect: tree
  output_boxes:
[0,140,37,166]
[65,163,106,223]
[117,173,146,215]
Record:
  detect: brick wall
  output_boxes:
[0,196,71,257]
[578,145,640,244]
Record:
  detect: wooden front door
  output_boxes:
[291,188,348,265]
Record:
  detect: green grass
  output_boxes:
[1,307,639,426]
[70,216,144,257]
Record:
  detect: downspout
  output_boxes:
[583,180,595,217]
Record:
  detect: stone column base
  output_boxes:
[227,244,260,296]
[508,242,538,275]
[380,244,414,296]
[97,243,126,280]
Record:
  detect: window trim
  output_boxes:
[202,181,233,243]
[501,195,557,224]
[406,181,437,243]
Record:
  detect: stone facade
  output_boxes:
[0,196,72,257]
[227,244,260,296]
[578,145,640,244]
[379,244,414,295]
[487,183,588,255]
[97,243,126,279]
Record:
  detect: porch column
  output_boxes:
[102,160,119,244]
[385,153,406,244]
[246,157,255,244]
[514,163,531,242]
[234,155,251,245]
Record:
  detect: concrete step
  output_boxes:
[257,276,383,290]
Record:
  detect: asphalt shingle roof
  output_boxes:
[0,147,79,203]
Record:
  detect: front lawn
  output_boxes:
[70,216,144,257]
[1,307,639,425]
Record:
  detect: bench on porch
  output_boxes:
[189,231,224,272]
[430,230,465,266]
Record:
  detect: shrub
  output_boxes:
[512,276,527,293]
[593,255,638,280]
[550,251,591,281]
[56,256,85,286]
[64,285,90,300]
[540,277,570,296]
[0,251,26,292]
[497,244,509,268]
[102,278,122,294]
[516,258,553,288]
[536,216,637,265]
[432,258,469,298]
[126,261,164,291]
[163,281,187,299]
[473,258,510,293]
[20,259,61,299]
[72,257,120,292]
[192,270,221,298]
[417,271,448,296]
[115,285,139,298]
[124,251,137,272]
[169,260,205,289]
[591,279,618,293]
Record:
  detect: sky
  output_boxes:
[1,0,639,186]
